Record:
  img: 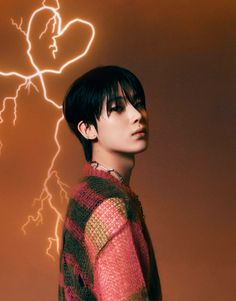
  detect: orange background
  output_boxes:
[0,1,235,300]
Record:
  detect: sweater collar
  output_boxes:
[82,161,138,199]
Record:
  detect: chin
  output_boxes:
[115,140,149,155]
[135,146,148,154]
[133,141,149,154]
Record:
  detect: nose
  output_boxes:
[127,101,147,124]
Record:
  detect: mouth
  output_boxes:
[132,127,147,135]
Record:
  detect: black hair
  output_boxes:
[63,65,146,162]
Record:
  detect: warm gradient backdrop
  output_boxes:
[0,1,235,300]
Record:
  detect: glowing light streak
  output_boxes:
[0,0,95,260]
[11,17,26,36]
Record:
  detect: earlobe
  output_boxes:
[77,121,97,140]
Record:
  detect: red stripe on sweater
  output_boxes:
[71,181,105,210]
[64,217,84,244]
[63,252,93,290]
[64,285,81,301]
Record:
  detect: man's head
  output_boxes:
[63,65,149,162]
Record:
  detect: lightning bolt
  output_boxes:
[0,0,95,261]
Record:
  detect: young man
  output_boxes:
[59,65,162,300]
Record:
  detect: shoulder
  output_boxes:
[85,197,128,240]
[70,176,128,209]
[84,197,129,263]
[63,176,132,237]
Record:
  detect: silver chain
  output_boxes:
[90,160,125,183]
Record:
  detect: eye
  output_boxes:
[110,105,123,112]
[135,101,145,109]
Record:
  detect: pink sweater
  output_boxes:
[58,162,162,300]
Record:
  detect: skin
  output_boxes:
[77,85,149,185]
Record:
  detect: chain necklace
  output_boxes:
[90,160,126,184]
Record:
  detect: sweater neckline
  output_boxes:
[82,161,138,199]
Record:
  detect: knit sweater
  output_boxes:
[58,162,162,301]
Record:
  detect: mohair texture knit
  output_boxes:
[58,162,162,301]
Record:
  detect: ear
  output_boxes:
[77,121,97,140]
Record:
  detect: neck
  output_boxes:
[91,149,135,185]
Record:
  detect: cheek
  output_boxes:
[102,124,129,145]
[97,116,130,143]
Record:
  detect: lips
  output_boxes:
[132,127,147,135]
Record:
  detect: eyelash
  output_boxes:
[110,105,123,112]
